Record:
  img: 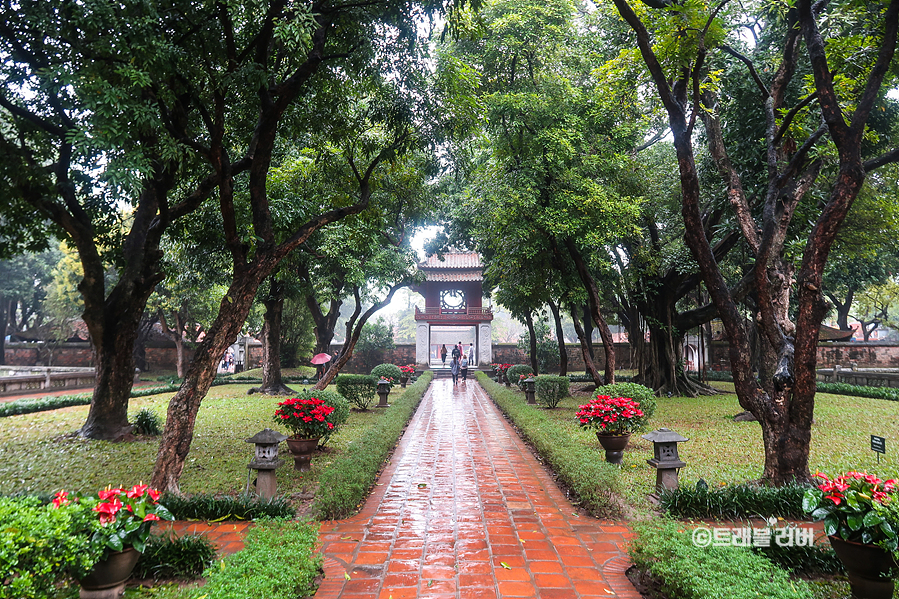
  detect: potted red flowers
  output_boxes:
[805,471,899,599]
[399,364,416,387]
[51,484,173,594]
[274,396,339,470]
[576,395,646,464]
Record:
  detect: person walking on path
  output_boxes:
[450,356,460,384]
[451,342,461,361]
[460,354,469,382]
[440,344,447,365]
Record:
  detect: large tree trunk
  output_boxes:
[152,273,264,492]
[132,314,156,373]
[0,297,6,366]
[582,305,594,376]
[635,292,717,397]
[158,310,188,378]
[547,299,567,376]
[250,277,295,395]
[80,293,156,440]
[571,304,602,387]
[524,311,539,374]
[564,239,615,384]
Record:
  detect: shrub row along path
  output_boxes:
[316,378,639,599]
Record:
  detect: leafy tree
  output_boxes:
[852,280,899,341]
[354,319,396,372]
[0,248,61,363]
[516,314,559,373]
[609,0,899,484]
[433,0,643,384]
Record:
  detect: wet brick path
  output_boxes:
[315,378,639,599]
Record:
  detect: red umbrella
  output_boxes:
[310,353,332,365]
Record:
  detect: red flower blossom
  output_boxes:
[52,490,70,508]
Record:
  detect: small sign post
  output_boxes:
[871,435,886,463]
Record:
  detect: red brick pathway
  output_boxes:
[154,520,249,556]
[315,378,640,599]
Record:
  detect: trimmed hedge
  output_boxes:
[595,382,656,428]
[311,371,434,520]
[370,363,403,383]
[160,493,295,521]
[335,374,377,410]
[0,378,232,418]
[185,519,321,599]
[534,375,569,408]
[630,518,812,599]
[697,371,899,402]
[659,482,810,519]
[506,364,534,388]
[476,372,621,517]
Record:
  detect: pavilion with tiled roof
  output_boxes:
[412,252,494,367]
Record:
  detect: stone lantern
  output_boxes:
[523,377,537,405]
[246,428,287,499]
[642,428,688,493]
[376,379,391,408]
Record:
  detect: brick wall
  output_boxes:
[708,341,899,370]
[328,342,635,373]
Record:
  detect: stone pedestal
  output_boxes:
[478,323,492,367]
[416,323,430,366]
[255,467,279,498]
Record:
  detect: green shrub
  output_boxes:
[534,375,569,408]
[629,518,812,599]
[187,519,321,599]
[370,363,403,384]
[282,388,350,446]
[595,382,656,425]
[134,534,216,580]
[753,541,843,575]
[335,374,377,410]
[477,373,620,517]
[506,364,534,388]
[0,495,103,598]
[312,371,433,520]
[659,482,810,519]
[0,379,230,418]
[132,407,163,436]
[160,493,295,521]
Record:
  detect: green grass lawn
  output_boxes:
[0,383,392,499]
[508,381,899,513]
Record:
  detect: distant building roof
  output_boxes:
[819,324,854,342]
[418,253,484,282]
[419,253,483,269]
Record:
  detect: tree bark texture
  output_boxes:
[611,0,899,484]
[524,311,539,374]
[547,299,567,376]
[571,304,602,387]
[251,277,295,395]
[564,239,615,384]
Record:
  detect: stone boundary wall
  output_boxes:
[7,339,898,374]
[3,342,263,372]
[708,341,899,370]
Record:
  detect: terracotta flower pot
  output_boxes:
[829,535,899,599]
[78,546,141,598]
[286,437,320,471]
[596,432,631,465]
